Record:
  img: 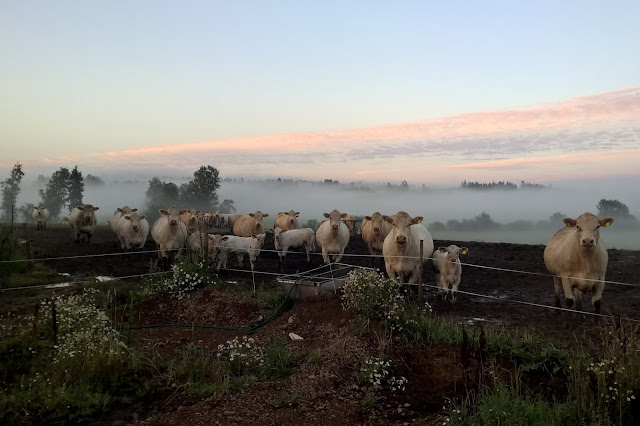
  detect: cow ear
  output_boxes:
[323,213,330,218]
[222,236,229,241]
[382,215,393,224]
[601,217,614,227]
[160,209,168,215]
[139,215,146,220]
[249,213,255,217]
[178,209,187,215]
[117,208,123,213]
[563,218,576,227]
[251,235,257,239]
[341,213,348,218]
[131,208,137,212]
[263,213,269,217]
[196,210,201,214]
[461,247,468,255]
[93,207,99,211]
[76,206,84,210]
[123,215,131,220]
[438,247,446,253]
[295,212,300,216]
[277,212,284,215]
[364,216,372,221]
[413,216,424,224]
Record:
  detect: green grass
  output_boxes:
[262,339,296,379]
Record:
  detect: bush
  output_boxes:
[342,270,406,330]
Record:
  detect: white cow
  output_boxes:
[433,245,468,302]
[188,232,225,261]
[273,227,316,265]
[115,212,149,250]
[382,211,434,284]
[32,206,50,230]
[215,234,266,271]
[151,206,188,269]
[543,212,613,313]
[315,209,350,264]
[110,206,137,234]
[68,204,99,243]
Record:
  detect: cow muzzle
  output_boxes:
[331,224,338,231]
[396,236,407,245]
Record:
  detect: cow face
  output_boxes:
[77,204,99,224]
[564,212,613,249]
[160,206,186,227]
[124,212,145,232]
[438,245,468,263]
[383,211,423,246]
[324,210,346,231]
[368,212,385,234]
[251,211,268,231]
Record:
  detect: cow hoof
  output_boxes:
[594,300,601,314]
[565,298,574,309]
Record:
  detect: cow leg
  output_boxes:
[573,288,583,311]
[562,278,575,309]
[451,279,460,303]
[237,253,244,268]
[334,248,345,263]
[553,277,563,308]
[435,275,447,299]
[592,279,605,314]
[321,248,330,264]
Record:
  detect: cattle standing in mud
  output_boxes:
[68,204,99,243]
[382,211,434,284]
[32,206,50,230]
[315,209,350,264]
[151,206,188,269]
[433,245,468,302]
[543,212,613,313]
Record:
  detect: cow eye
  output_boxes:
[575,225,581,230]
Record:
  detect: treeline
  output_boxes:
[427,199,639,233]
[460,180,550,191]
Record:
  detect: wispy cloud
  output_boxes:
[17,86,640,183]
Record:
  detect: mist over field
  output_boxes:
[13,171,640,249]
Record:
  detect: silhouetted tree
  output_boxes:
[85,174,105,186]
[39,167,71,218]
[219,199,236,213]
[597,199,630,218]
[145,177,180,224]
[67,166,84,209]
[1,163,25,221]
[179,165,221,212]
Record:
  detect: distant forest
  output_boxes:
[460,180,550,191]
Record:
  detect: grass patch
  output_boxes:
[262,339,296,379]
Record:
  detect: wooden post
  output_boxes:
[22,223,32,258]
[203,230,209,270]
[418,239,424,303]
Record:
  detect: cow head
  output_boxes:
[324,210,346,231]
[273,227,284,249]
[383,211,423,247]
[563,212,613,249]
[366,212,386,234]
[77,204,99,224]
[123,212,146,232]
[160,206,186,227]
[438,245,468,263]
[250,211,268,231]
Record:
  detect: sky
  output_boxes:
[1,1,639,185]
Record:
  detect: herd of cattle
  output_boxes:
[30,204,615,313]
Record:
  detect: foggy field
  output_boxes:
[430,229,640,250]
[15,178,640,249]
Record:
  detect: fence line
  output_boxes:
[3,242,640,288]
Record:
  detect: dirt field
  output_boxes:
[4,223,640,424]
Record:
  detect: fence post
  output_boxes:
[22,223,31,258]
[418,239,424,304]
[203,230,209,270]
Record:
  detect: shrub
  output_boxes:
[216,336,264,376]
[342,270,406,331]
